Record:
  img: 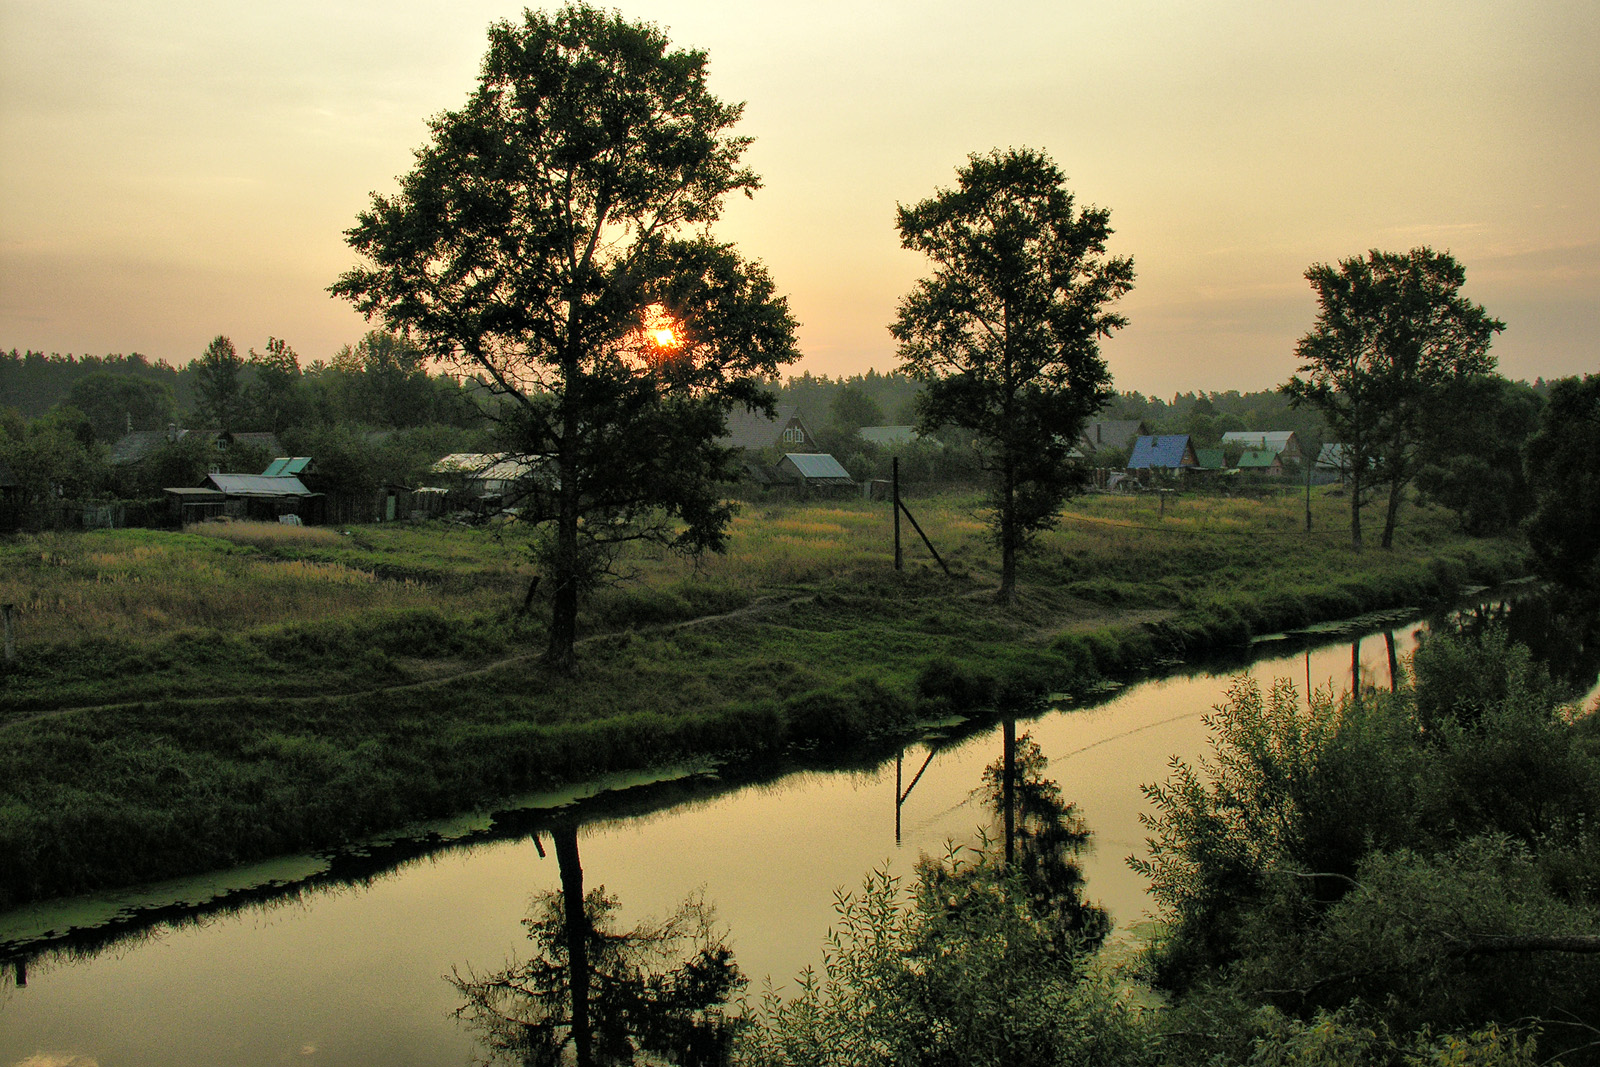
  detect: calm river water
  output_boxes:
[4,604,1595,1067]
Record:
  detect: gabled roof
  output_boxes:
[112,428,285,465]
[723,404,808,451]
[1193,447,1226,470]
[1079,419,1147,452]
[204,473,313,496]
[1236,449,1281,469]
[262,457,312,477]
[778,452,854,483]
[1127,434,1197,469]
[111,429,175,465]
[1221,431,1298,455]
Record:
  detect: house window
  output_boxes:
[783,427,802,444]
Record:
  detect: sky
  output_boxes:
[1,0,1595,395]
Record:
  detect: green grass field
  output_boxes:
[0,487,1528,908]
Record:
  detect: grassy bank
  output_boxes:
[0,488,1528,909]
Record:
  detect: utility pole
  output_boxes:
[1305,455,1313,533]
[893,458,902,571]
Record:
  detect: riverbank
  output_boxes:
[0,489,1529,908]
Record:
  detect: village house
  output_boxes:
[721,404,817,455]
[774,452,856,495]
[165,471,322,526]
[1127,434,1199,472]
[1221,430,1302,464]
[1236,449,1284,477]
[111,426,286,469]
[1078,419,1149,456]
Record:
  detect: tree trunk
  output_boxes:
[997,467,1017,604]
[552,823,593,1067]
[1349,467,1363,552]
[546,422,580,673]
[1380,479,1404,550]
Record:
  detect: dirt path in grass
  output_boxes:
[0,593,823,728]
[0,591,1176,730]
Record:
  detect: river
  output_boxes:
[3,600,1595,1066]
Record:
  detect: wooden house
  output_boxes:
[1236,449,1284,476]
[775,453,856,493]
[722,404,817,455]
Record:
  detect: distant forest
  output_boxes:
[3,342,1351,450]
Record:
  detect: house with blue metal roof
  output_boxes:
[1127,434,1199,471]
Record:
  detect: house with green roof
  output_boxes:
[1236,449,1284,476]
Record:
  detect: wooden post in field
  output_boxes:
[2,604,14,664]
[893,458,903,571]
[1159,491,1166,521]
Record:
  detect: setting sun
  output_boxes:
[642,303,682,351]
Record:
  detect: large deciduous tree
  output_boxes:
[1283,248,1503,551]
[1524,373,1600,602]
[892,149,1131,603]
[332,4,798,670]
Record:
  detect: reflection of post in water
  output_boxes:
[5,956,24,987]
[1002,719,1016,867]
[895,745,939,845]
[1386,630,1401,692]
[1351,637,1362,705]
[1306,649,1313,710]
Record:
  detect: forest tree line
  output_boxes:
[0,337,1569,540]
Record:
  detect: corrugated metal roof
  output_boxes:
[261,456,312,476]
[781,453,854,480]
[1193,447,1226,470]
[1222,431,1297,455]
[204,474,313,496]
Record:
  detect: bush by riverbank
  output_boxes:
[0,489,1529,909]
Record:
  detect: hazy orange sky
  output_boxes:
[2,1,1595,394]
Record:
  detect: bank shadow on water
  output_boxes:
[1,579,1582,986]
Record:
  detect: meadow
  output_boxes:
[0,487,1528,908]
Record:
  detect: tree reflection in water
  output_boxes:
[451,822,744,1067]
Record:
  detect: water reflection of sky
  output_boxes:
[6,620,1595,1067]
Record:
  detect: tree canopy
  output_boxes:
[1283,248,1503,550]
[332,3,799,669]
[892,148,1132,601]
